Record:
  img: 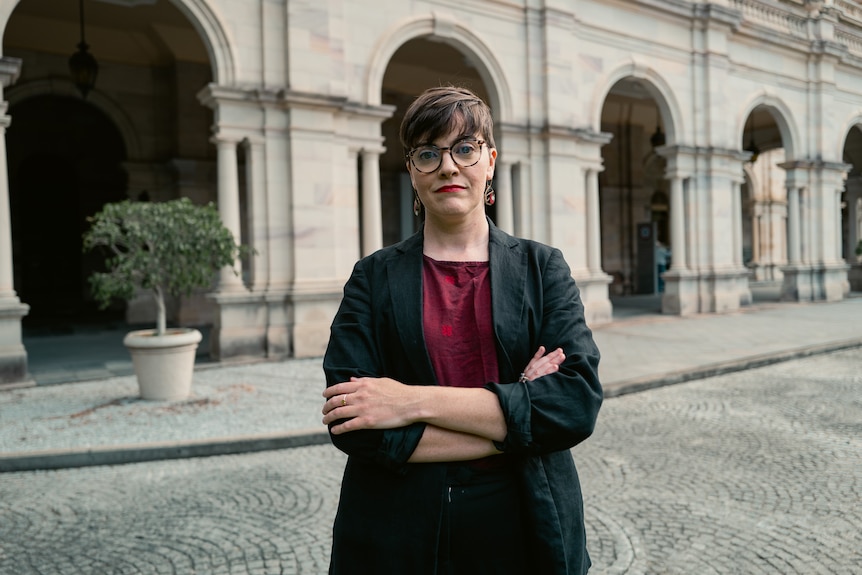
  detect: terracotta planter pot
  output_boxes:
[123,328,203,400]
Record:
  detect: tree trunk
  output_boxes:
[154,287,166,336]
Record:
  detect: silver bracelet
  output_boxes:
[518,372,528,383]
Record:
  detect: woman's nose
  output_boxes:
[438,149,459,175]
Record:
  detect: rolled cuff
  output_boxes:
[375,422,427,473]
[485,381,532,452]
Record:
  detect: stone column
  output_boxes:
[495,160,514,233]
[779,162,817,301]
[657,145,700,316]
[360,148,383,256]
[668,175,688,271]
[0,109,14,302]
[802,186,813,265]
[816,163,851,300]
[0,57,30,387]
[585,168,602,274]
[847,177,862,291]
[731,181,743,267]
[213,135,245,292]
[780,160,852,301]
[751,203,762,266]
[845,177,862,260]
[244,138,268,292]
[833,187,843,262]
[786,185,801,264]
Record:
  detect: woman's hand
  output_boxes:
[521,346,565,381]
[322,346,564,436]
[323,377,420,434]
[323,377,507,441]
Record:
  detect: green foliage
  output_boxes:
[83,198,250,332]
[856,239,862,256]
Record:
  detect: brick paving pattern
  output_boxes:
[2,348,859,574]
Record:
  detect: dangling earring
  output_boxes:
[413,191,422,216]
[484,181,496,206]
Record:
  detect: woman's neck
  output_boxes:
[422,216,490,262]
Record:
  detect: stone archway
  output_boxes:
[841,125,862,291]
[2,0,221,329]
[599,77,669,299]
[378,37,494,246]
[741,105,789,289]
[8,94,127,326]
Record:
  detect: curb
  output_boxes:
[0,428,331,473]
[3,338,860,473]
[603,337,862,398]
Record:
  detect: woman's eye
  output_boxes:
[417,149,439,161]
[454,143,476,155]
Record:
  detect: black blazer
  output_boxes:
[323,220,602,574]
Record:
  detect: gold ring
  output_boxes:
[341,396,347,407]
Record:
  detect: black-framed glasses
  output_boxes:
[406,138,486,173]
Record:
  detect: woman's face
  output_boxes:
[407,123,496,224]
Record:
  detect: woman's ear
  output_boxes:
[486,147,497,180]
[405,162,415,187]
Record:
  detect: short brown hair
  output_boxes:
[399,85,496,153]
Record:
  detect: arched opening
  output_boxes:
[599,77,668,304]
[4,0,215,335]
[378,37,495,246]
[8,95,127,328]
[740,105,787,300]
[841,125,862,292]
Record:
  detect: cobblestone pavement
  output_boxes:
[1,348,859,574]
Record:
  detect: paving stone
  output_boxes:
[2,349,860,573]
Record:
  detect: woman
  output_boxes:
[322,85,602,574]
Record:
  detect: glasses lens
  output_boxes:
[452,140,480,164]
[409,139,484,172]
[412,146,441,172]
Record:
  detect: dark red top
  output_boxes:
[423,256,506,469]
[422,256,499,389]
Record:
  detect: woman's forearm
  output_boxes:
[413,386,507,442]
[408,424,502,463]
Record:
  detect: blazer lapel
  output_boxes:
[489,221,527,382]
[386,232,435,382]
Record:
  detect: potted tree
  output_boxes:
[83,197,250,400]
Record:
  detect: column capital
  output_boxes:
[209,131,242,146]
[0,57,22,88]
[197,83,281,109]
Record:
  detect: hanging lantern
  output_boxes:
[69,0,98,98]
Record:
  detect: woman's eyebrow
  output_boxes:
[416,134,477,147]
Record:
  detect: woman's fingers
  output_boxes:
[322,377,417,431]
[521,346,565,381]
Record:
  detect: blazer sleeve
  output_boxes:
[485,247,602,455]
[322,259,427,474]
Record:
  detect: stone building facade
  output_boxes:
[1,0,860,385]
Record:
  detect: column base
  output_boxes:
[576,272,613,326]
[288,282,343,358]
[699,268,752,313]
[660,267,751,315]
[661,269,699,315]
[822,262,850,301]
[263,293,290,359]
[849,262,862,292]
[781,263,849,302]
[208,291,268,361]
[0,299,34,388]
[781,265,815,301]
